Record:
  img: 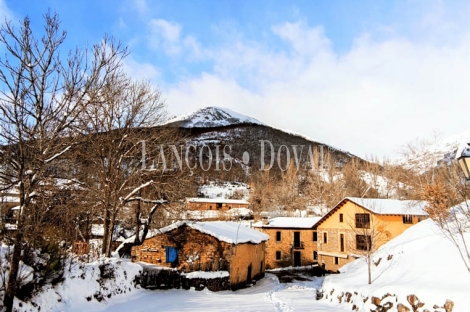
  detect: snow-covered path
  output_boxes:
[70,274,349,312]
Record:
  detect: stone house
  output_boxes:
[183,198,252,221]
[131,221,269,289]
[186,198,249,211]
[253,217,321,269]
[315,197,428,272]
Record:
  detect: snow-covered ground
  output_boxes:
[8,254,348,312]
[198,181,250,199]
[320,218,470,312]
[5,203,470,311]
[56,274,349,312]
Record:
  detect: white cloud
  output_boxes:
[147,19,204,60]
[163,18,470,159]
[132,0,148,16]
[271,21,331,56]
[122,56,161,83]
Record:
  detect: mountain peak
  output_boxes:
[165,106,264,128]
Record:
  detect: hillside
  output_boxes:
[165,107,360,176]
[398,130,470,172]
[320,216,470,311]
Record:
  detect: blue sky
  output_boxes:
[2,0,470,159]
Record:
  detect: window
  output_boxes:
[339,213,343,223]
[276,251,281,260]
[323,232,328,244]
[335,257,339,265]
[403,215,413,224]
[216,203,222,209]
[313,251,318,260]
[340,234,345,252]
[355,213,370,229]
[356,235,372,251]
[276,231,281,242]
[293,232,301,248]
[313,231,317,242]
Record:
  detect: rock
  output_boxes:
[372,296,382,306]
[363,296,369,303]
[397,303,411,312]
[382,302,393,312]
[407,295,418,306]
[345,292,352,303]
[444,299,454,312]
[406,294,425,312]
[337,293,343,304]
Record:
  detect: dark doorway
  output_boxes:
[340,234,345,252]
[247,264,252,283]
[293,232,301,248]
[293,251,301,267]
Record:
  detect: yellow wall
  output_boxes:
[229,242,266,288]
[257,227,317,269]
[317,200,427,272]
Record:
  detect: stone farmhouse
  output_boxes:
[182,198,252,221]
[253,217,321,269]
[131,221,268,289]
[315,197,428,272]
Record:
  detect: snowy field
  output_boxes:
[66,274,349,312]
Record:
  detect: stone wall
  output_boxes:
[188,201,248,211]
[131,226,231,272]
[139,267,231,292]
[131,224,266,289]
[258,228,317,269]
[317,228,354,272]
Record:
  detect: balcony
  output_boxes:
[291,241,304,249]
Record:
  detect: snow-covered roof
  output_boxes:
[187,198,249,205]
[253,217,321,229]
[182,208,253,220]
[345,197,428,216]
[149,221,269,244]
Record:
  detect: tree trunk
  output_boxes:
[133,199,141,245]
[4,226,24,312]
[106,209,118,257]
[101,205,111,255]
[367,254,372,284]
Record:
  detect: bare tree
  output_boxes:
[424,176,470,272]
[0,13,127,311]
[78,71,200,256]
[346,204,388,284]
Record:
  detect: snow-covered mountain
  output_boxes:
[165,106,264,128]
[161,106,362,175]
[397,130,470,171]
